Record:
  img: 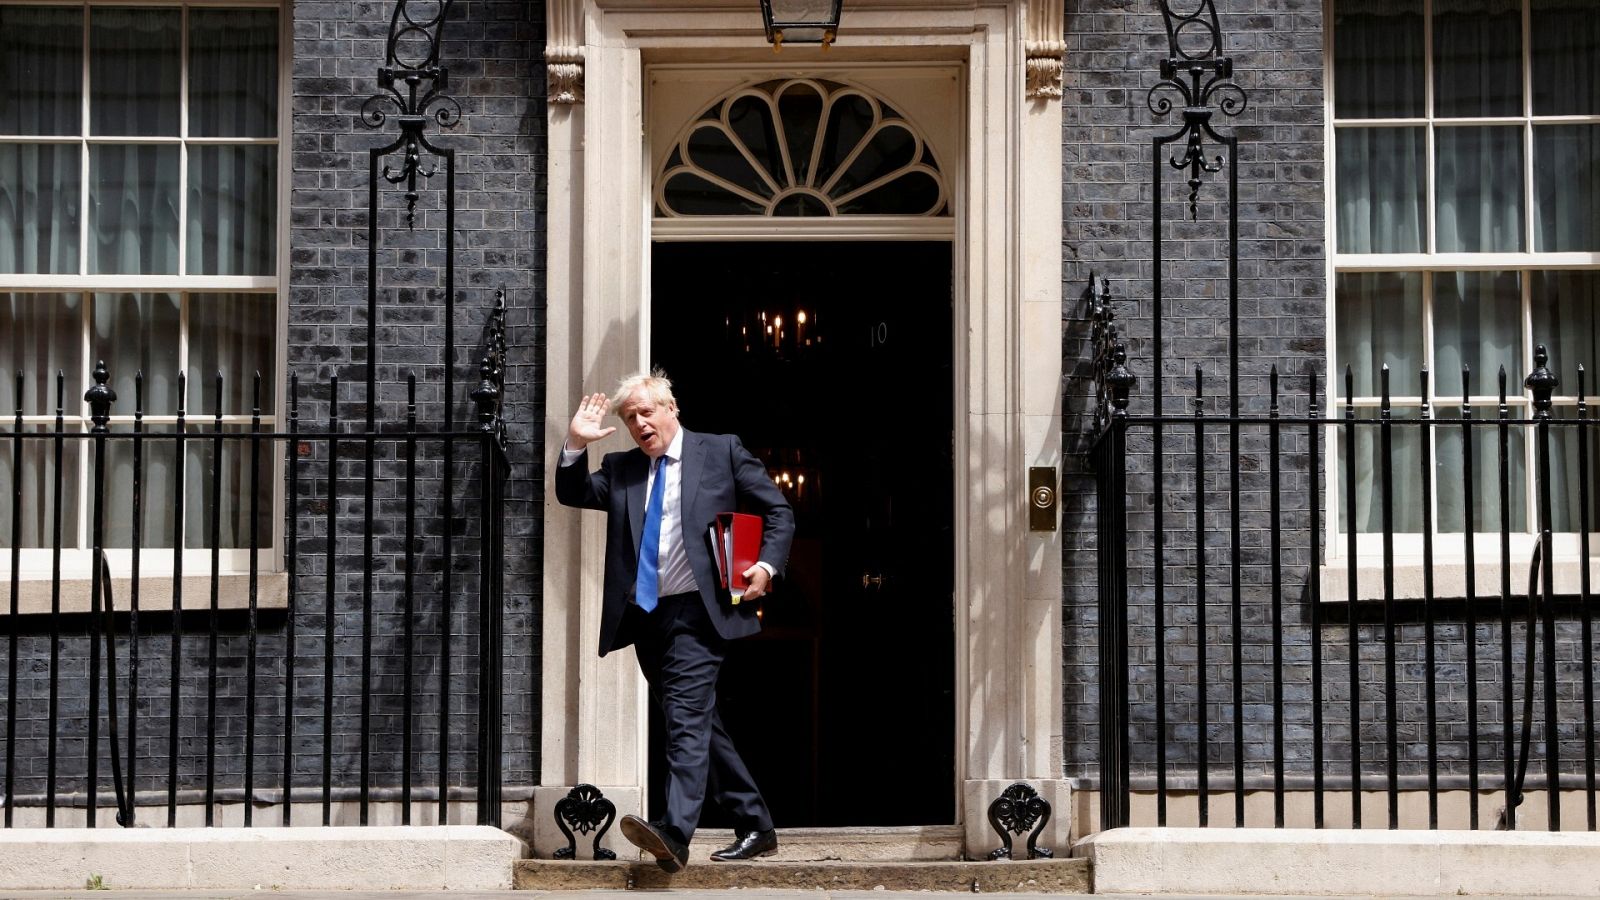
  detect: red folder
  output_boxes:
[711,512,763,604]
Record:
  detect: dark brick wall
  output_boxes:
[1060,0,1597,799]
[1061,0,1331,783]
[0,0,545,810]
[285,0,546,796]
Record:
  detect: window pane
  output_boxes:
[184,424,270,549]
[836,170,942,215]
[1530,270,1600,393]
[89,144,179,275]
[1531,0,1600,116]
[814,94,878,191]
[726,94,784,187]
[99,424,179,549]
[1337,408,1424,533]
[189,9,279,138]
[1333,0,1424,118]
[0,293,84,417]
[1435,409,1529,533]
[1336,127,1426,253]
[1337,272,1423,397]
[683,125,772,201]
[187,145,276,275]
[0,424,81,548]
[0,144,81,274]
[90,8,180,136]
[187,293,275,414]
[1436,126,1524,253]
[661,171,766,215]
[91,292,180,416]
[1433,0,1523,118]
[0,6,83,135]
[1549,419,1600,533]
[777,82,824,185]
[1533,125,1600,252]
[1433,271,1523,398]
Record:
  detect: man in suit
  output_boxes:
[556,370,794,872]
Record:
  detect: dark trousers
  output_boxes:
[624,592,772,843]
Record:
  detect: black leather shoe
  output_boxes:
[710,828,778,861]
[620,814,690,873]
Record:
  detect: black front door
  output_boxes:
[649,241,956,827]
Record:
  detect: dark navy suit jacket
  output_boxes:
[555,429,796,657]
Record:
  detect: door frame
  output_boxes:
[536,0,1068,856]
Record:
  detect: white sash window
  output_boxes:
[0,1,283,565]
[1330,0,1600,544]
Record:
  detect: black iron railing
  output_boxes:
[1089,0,1598,833]
[1,342,507,828]
[1,0,501,830]
[1093,333,1599,833]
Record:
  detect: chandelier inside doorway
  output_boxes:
[726,305,822,356]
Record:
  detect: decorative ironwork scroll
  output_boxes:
[1147,0,1247,219]
[361,0,462,229]
[1088,273,1135,439]
[471,288,510,449]
[985,782,1053,860]
[358,0,462,431]
[552,783,618,860]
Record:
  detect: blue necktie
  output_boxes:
[636,456,667,612]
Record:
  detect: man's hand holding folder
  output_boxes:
[709,512,766,604]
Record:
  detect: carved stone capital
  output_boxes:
[547,48,585,105]
[547,0,585,105]
[1025,0,1064,101]
[1025,41,1064,100]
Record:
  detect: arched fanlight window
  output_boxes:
[655,78,949,217]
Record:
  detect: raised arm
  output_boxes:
[554,393,619,510]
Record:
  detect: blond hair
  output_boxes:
[610,369,678,416]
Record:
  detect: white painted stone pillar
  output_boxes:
[532,2,649,860]
[958,0,1071,859]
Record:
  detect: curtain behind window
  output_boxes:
[0,7,82,276]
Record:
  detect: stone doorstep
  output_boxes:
[686,825,965,861]
[1075,826,1600,897]
[0,825,526,892]
[512,858,1091,893]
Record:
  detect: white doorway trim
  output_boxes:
[537,0,1066,857]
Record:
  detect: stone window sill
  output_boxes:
[2,572,288,616]
[1320,554,1599,602]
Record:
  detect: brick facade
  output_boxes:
[1060,0,1596,802]
[1062,0,1330,783]
[0,0,545,810]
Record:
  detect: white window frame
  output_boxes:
[1323,0,1600,597]
[0,0,289,587]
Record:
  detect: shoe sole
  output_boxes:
[620,816,686,874]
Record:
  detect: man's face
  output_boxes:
[619,392,679,457]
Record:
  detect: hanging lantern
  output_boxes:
[760,0,842,51]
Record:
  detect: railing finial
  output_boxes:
[84,359,116,434]
[1525,343,1558,417]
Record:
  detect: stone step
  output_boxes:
[512,858,1090,893]
[687,825,965,861]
